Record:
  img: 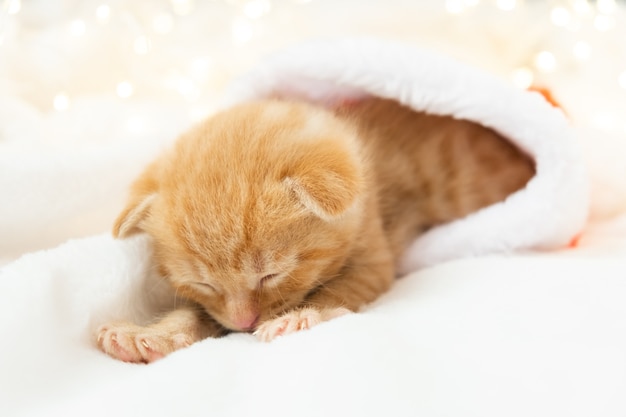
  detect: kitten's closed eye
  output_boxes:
[193,282,217,292]
[260,273,281,288]
[260,273,278,284]
[193,273,280,294]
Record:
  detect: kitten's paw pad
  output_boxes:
[96,323,190,363]
[254,307,350,342]
[97,323,145,363]
[254,309,320,342]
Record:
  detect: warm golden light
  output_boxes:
[7,0,21,15]
[69,19,86,37]
[116,81,134,98]
[573,41,592,61]
[550,6,571,27]
[133,36,151,55]
[53,93,70,111]
[534,51,557,72]
[445,0,464,14]
[594,14,615,31]
[96,4,111,24]
[152,13,174,34]
[495,0,516,11]
[171,0,194,16]
[232,18,253,44]
[618,71,626,90]
[597,0,617,14]
[243,0,272,19]
[511,67,534,89]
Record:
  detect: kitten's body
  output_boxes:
[344,98,534,260]
[97,98,534,363]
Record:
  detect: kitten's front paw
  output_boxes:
[254,307,350,342]
[96,322,193,363]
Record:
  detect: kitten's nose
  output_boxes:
[233,313,259,331]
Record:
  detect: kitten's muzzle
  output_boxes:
[231,313,260,331]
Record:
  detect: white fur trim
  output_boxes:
[222,38,589,272]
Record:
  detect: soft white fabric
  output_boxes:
[0,96,194,264]
[223,38,590,272]
[1,220,626,417]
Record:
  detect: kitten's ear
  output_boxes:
[114,160,161,238]
[113,193,157,238]
[284,144,363,220]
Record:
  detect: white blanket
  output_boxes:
[2,39,626,417]
[2,223,626,416]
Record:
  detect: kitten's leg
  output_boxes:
[255,216,394,342]
[254,306,352,342]
[97,306,222,363]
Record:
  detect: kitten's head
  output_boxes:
[113,100,366,331]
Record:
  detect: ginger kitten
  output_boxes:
[97,98,534,363]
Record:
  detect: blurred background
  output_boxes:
[1,0,626,264]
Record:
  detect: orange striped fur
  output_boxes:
[97,98,534,362]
